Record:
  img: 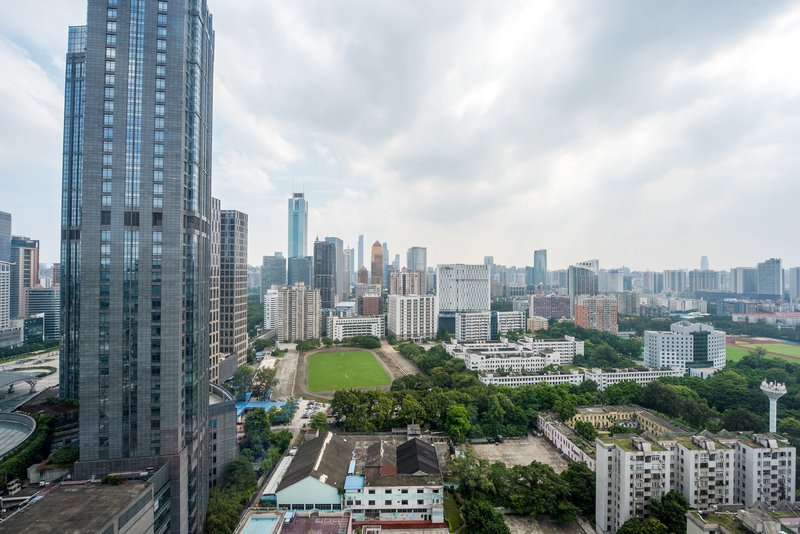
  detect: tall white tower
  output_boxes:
[761,380,787,433]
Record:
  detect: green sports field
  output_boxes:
[727,338,800,363]
[726,345,753,362]
[307,350,391,392]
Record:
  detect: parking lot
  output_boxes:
[471,434,569,472]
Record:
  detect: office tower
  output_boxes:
[357,267,369,284]
[382,242,389,288]
[220,210,248,368]
[27,287,60,340]
[790,267,800,302]
[314,239,337,309]
[62,2,215,531]
[392,254,400,271]
[0,261,10,331]
[324,236,346,302]
[288,192,308,258]
[247,265,261,297]
[575,295,618,333]
[567,263,598,316]
[436,264,491,312]
[209,198,221,384]
[278,283,321,341]
[701,256,709,271]
[644,321,726,372]
[288,256,313,287]
[390,267,422,296]
[533,249,547,288]
[10,236,39,318]
[51,263,61,288]
[483,256,495,281]
[407,246,427,273]
[757,258,783,297]
[343,247,354,287]
[598,269,624,293]
[663,269,688,293]
[357,234,364,270]
[59,24,85,399]
[0,211,10,262]
[262,252,286,291]
[370,241,383,287]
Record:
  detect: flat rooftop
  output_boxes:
[0,481,150,533]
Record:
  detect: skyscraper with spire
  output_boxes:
[288,192,308,258]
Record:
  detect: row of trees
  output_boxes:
[451,452,595,526]
[226,364,279,401]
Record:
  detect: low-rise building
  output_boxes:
[520,335,585,365]
[527,315,549,332]
[584,367,684,390]
[537,413,596,470]
[480,371,584,387]
[327,315,385,340]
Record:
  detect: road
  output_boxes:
[270,343,299,400]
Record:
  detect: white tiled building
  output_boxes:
[643,321,726,372]
[387,294,438,341]
[454,312,491,342]
[520,335,585,365]
[495,310,525,335]
[326,315,385,341]
[480,371,584,387]
[263,287,281,330]
[435,264,490,312]
[584,367,684,389]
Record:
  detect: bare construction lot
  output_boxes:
[505,516,585,534]
[471,434,569,472]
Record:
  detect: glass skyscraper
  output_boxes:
[288,192,308,258]
[60,1,215,531]
[0,211,11,263]
[533,249,547,287]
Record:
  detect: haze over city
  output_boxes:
[2,0,800,268]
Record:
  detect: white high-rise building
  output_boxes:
[263,287,282,331]
[326,315,385,340]
[643,321,726,372]
[387,295,438,341]
[789,267,800,302]
[455,312,491,343]
[435,264,490,312]
[495,311,525,335]
[0,261,10,330]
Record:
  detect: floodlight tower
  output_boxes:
[761,380,787,433]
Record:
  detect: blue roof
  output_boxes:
[236,400,286,418]
[344,475,364,490]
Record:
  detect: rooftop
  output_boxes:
[0,481,150,533]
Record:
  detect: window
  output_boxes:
[156,65,166,76]
[101,211,111,225]
[106,34,116,45]
[104,87,115,98]
[105,60,115,72]
[101,195,112,207]
[153,170,163,181]
[104,114,113,125]
[155,79,165,90]
[155,105,164,116]
[101,230,111,241]
[107,8,117,18]
[153,184,163,195]
[153,197,162,208]
[105,74,115,85]
[158,1,168,12]
[104,127,113,139]
[105,47,116,59]
[103,154,113,165]
[154,144,164,155]
[107,21,117,32]
[155,91,165,103]
[103,141,113,152]
[384,500,391,505]
[153,157,163,168]
[104,100,114,112]
[156,52,166,63]
[158,14,167,24]
[155,117,165,129]
[157,26,167,38]
[157,39,167,51]
[102,182,112,193]
[154,131,164,141]
[103,168,112,179]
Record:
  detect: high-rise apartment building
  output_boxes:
[63,2,216,530]
[220,210,248,368]
[288,256,313,287]
[700,255,709,271]
[387,294,438,341]
[10,236,39,319]
[790,267,800,302]
[209,198,221,384]
[278,283,321,341]
[324,236,347,302]
[263,287,281,330]
[533,249,547,287]
[390,268,422,296]
[0,211,10,262]
[688,269,718,292]
[731,266,758,294]
[288,192,308,258]
[757,258,783,297]
[644,321,726,371]
[344,247,354,287]
[314,239,338,309]
[262,252,286,291]
[641,271,664,294]
[575,295,618,333]
[663,269,688,293]
[0,261,10,331]
[370,240,383,288]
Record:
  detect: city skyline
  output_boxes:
[3,1,800,269]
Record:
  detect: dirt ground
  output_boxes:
[471,434,569,472]
[505,515,586,534]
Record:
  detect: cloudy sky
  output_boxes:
[1,1,799,270]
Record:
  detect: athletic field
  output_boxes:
[727,337,800,363]
[307,350,391,392]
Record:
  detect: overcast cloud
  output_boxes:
[1,0,799,270]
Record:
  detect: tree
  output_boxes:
[604,380,643,405]
[560,462,595,516]
[251,366,278,398]
[721,408,766,432]
[616,518,668,534]
[398,394,426,425]
[574,420,597,442]
[462,498,510,534]
[651,490,689,534]
[228,365,255,401]
[446,404,471,443]
[309,411,328,432]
